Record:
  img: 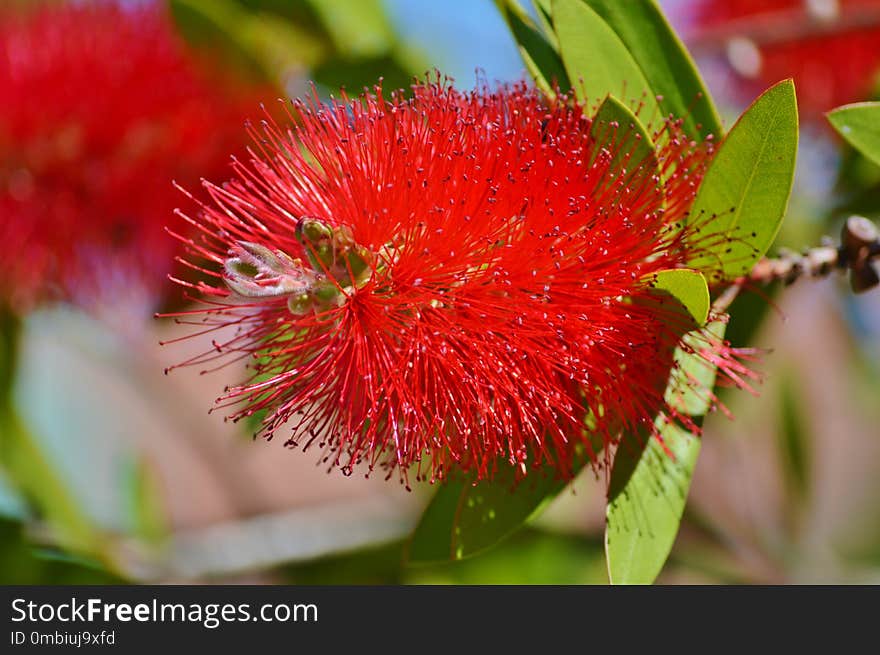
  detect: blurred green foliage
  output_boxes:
[286,529,608,585]
[0,518,125,585]
[777,373,811,504]
[1,306,115,571]
[169,0,422,93]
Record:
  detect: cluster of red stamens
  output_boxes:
[165,78,757,484]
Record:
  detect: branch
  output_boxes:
[748,216,880,293]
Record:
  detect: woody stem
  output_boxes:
[747,216,880,293]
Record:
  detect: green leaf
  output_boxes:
[407,462,584,564]
[827,102,880,167]
[590,95,660,182]
[406,480,465,563]
[605,308,726,583]
[551,0,659,118]
[605,419,700,584]
[581,0,722,139]
[531,0,556,43]
[688,80,799,281]
[495,0,570,96]
[649,269,710,327]
[450,467,576,561]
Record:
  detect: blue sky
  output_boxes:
[382,1,694,87]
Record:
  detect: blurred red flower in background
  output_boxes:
[166,79,755,484]
[691,0,880,119]
[0,1,270,314]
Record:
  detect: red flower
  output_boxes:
[0,1,270,313]
[166,79,752,483]
[691,0,880,119]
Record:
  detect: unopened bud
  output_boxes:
[841,216,880,294]
[224,223,375,314]
[298,218,333,245]
[295,217,373,286]
[224,241,315,299]
[297,218,335,272]
[287,292,313,315]
[842,215,879,254]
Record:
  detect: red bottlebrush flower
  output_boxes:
[0,1,270,314]
[690,0,880,119]
[166,78,753,484]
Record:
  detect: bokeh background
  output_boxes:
[1,0,879,584]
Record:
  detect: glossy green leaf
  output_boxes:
[605,419,700,584]
[290,530,608,584]
[591,95,659,180]
[688,80,798,281]
[450,467,576,561]
[827,102,880,166]
[551,0,659,118]
[495,0,570,96]
[650,269,710,327]
[531,0,556,43]
[605,312,726,584]
[407,461,585,564]
[582,0,722,139]
[406,480,465,563]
